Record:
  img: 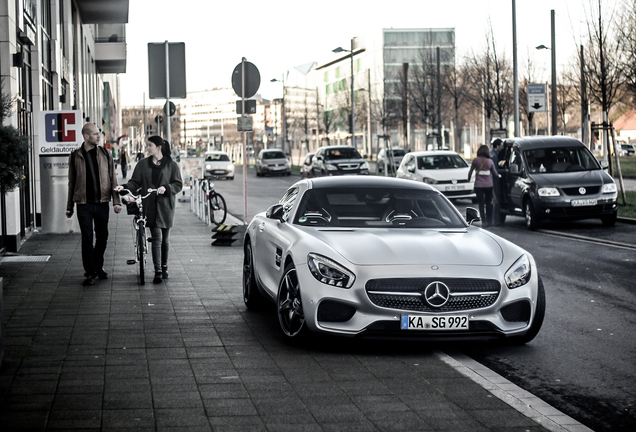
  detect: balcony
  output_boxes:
[76,0,129,24]
[95,24,126,73]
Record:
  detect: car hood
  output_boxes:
[305,228,503,266]
[418,167,470,181]
[529,169,613,187]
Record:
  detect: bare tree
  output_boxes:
[441,59,471,152]
[616,0,636,106]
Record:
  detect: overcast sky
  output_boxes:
[119,0,601,108]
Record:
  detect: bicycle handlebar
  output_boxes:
[116,188,157,200]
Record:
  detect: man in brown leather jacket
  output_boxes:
[66,123,122,285]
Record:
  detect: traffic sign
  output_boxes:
[232,61,260,99]
[528,83,547,113]
[164,101,176,117]
[236,99,256,115]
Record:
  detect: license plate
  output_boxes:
[571,199,597,207]
[400,314,469,330]
[213,170,225,174]
[446,185,464,191]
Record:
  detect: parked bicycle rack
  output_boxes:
[191,178,210,225]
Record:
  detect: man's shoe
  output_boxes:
[97,269,108,280]
[83,275,95,286]
[153,272,163,284]
[162,266,169,279]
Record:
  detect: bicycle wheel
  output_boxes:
[137,221,146,285]
[210,192,227,225]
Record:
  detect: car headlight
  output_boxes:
[307,253,355,288]
[326,164,338,171]
[361,161,369,170]
[226,164,234,171]
[538,187,560,197]
[602,183,617,193]
[505,255,531,289]
[205,163,212,170]
[423,177,438,185]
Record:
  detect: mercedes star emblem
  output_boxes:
[424,281,451,308]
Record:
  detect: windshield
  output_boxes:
[325,148,362,160]
[294,186,465,229]
[523,147,600,173]
[417,154,468,170]
[205,153,230,162]
[263,151,286,159]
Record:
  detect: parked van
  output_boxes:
[498,136,618,229]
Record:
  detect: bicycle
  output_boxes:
[200,178,227,225]
[117,187,157,285]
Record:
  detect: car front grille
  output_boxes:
[562,186,601,196]
[436,179,471,185]
[365,278,500,312]
[337,163,361,170]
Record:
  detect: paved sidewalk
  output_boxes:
[1,199,580,431]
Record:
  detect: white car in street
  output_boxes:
[204,151,235,180]
[397,151,475,200]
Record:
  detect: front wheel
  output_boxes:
[601,211,617,226]
[136,221,146,285]
[210,193,227,225]
[243,243,266,309]
[524,200,541,230]
[277,263,307,339]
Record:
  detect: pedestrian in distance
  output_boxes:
[468,144,501,228]
[116,136,183,284]
[490,139,505,226]
[66,123,122,286]
[120,147,129,179]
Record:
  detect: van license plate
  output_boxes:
[400,315,469,330]
[571,199,597,207]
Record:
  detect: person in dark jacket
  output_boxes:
[66,123,122,286]
[119,148,128,179]
[116,136,183,284]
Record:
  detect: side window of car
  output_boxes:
[510,150,524,175]
[405,156,415,170]
[278,187,299,222]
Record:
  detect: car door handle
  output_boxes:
[258,223,265,232]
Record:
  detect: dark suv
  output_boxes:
[498,136,618,229]
[311,145,369,177]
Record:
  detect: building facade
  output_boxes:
[0,0,128,251]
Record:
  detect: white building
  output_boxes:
[0,0,128,251]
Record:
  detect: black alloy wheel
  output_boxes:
[524,200,540,230]
[243,243,265,309]
[277,263,306,338]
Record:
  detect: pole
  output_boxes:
[165,41,172,142]
[242,58,248,225]
[350,38,355,146]
[550,10,557,135]
[367,69,372,156]
[436,47,441,148]
[580,45,588,146]
[512,0,520,136]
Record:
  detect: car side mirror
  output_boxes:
[510,163,520,175]
[407,166,415,173]
[600,159,609,170]
[266,204,285,222]
[466,207,480,225]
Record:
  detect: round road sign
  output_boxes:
[232,61,260,99]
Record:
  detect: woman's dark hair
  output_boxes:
[477,144,490,158]
[147,135,172,160]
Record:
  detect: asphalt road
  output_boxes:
[213,166,636,432]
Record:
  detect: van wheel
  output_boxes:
[601,211,617,226]
[524,200,540,230]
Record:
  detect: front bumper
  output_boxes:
[295,260,540,340]
[533,194,617,219]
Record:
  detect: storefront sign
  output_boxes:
[38,110,83,155]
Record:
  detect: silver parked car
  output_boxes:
[242,176,544,343]
[256,149,291,176]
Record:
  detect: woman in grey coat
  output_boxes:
[117,136,183,283]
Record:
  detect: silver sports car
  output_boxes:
[243,176,545,343]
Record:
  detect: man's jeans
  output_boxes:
[76,202,110,277]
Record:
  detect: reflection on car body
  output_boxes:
[243,176,544,344]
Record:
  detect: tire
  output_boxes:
[243,242,266,309]
[601,211,617,226]
[524,199,541,230]
[498,212,507,225]
[210,193,227,225]
[506,277,546,345]
[137,221,146,285]
[277,262,307,339]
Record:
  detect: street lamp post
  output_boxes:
[536,9,557,136]
[270,76,286,153]
[333,38,355,146]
